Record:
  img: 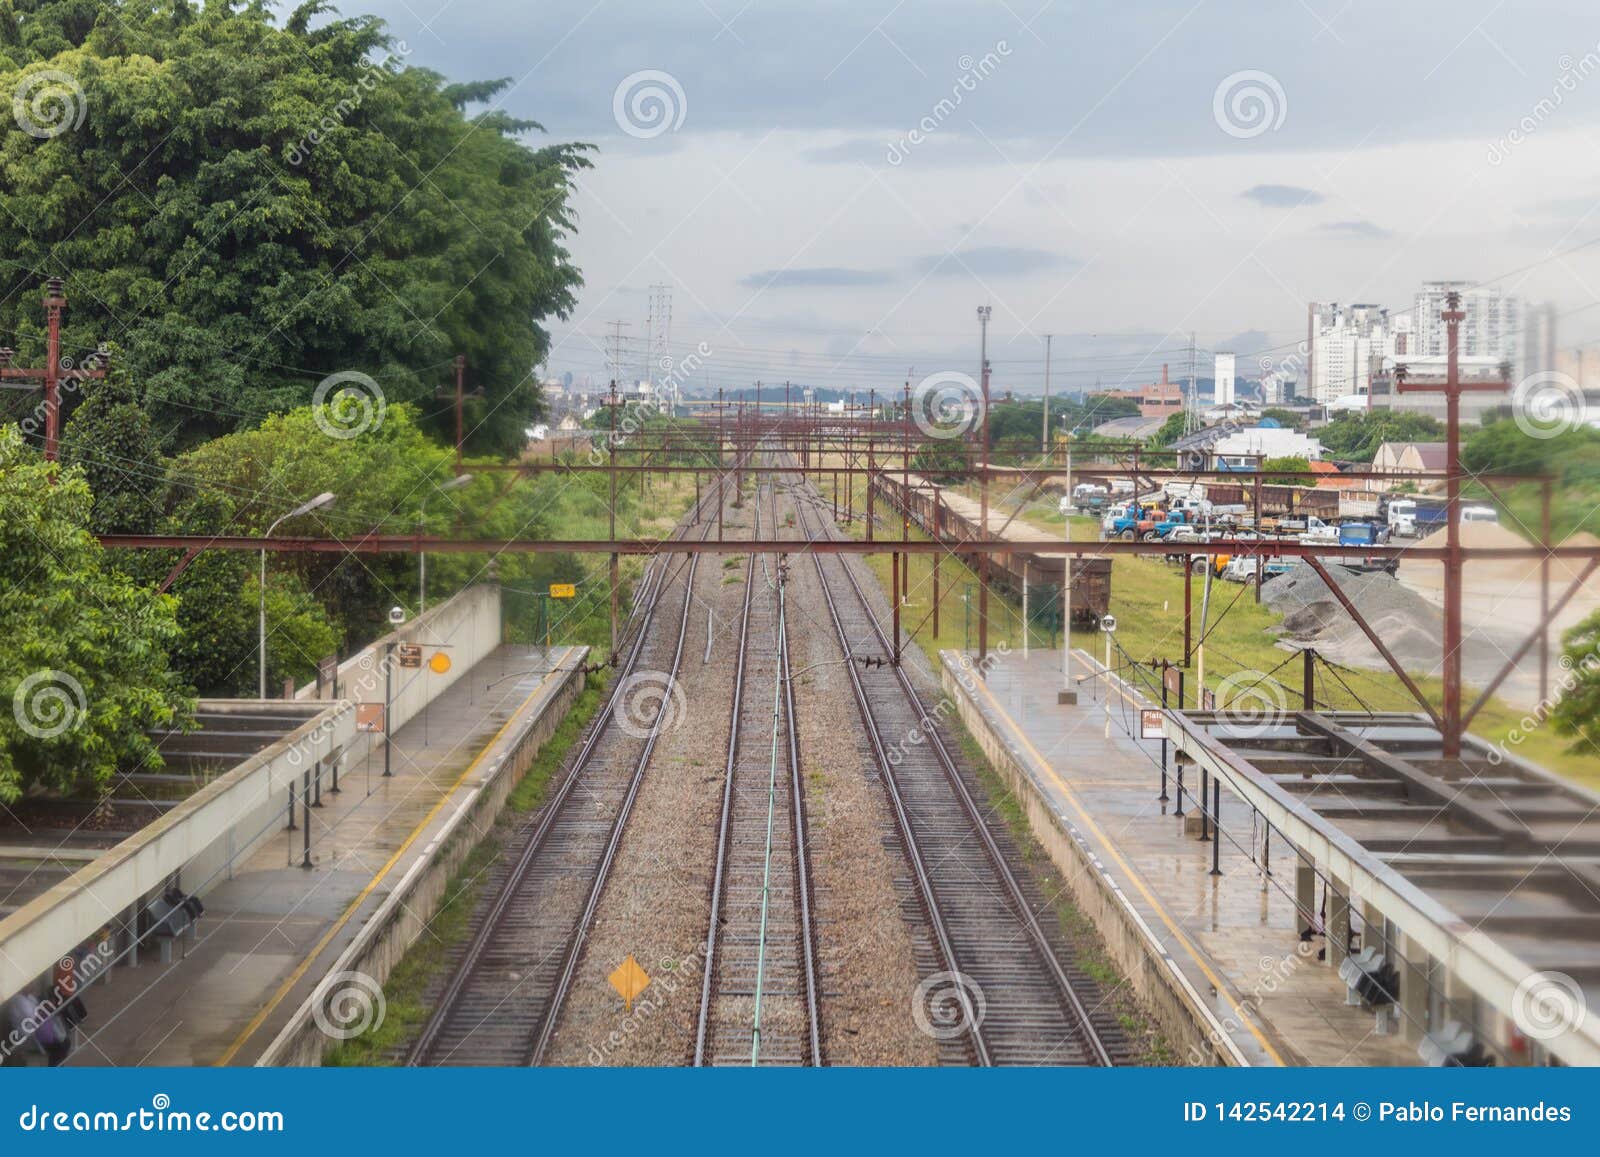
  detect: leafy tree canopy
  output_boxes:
[0,0,588,455]
[0,426,191,803]
[1260,455,1310,485]
[1316,410,1444,462]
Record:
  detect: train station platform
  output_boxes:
[61,644,585,1067]
[942,646,1418,1067]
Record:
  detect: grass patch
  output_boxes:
[323,670,611,1065]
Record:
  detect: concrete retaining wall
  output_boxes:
[939,654,1250,1066]
[0,701,352,1002]
[257,648,589,1066]
[299,584,502,734]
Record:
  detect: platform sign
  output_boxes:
[1162,666,1182,696]
[356,703,386,733]
[549,582,576,599]
[1140,708,1165,740]
[396,642,423,669]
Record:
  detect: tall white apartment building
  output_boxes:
[1306,302,1399,402]
[1307,282,1519,405]
[1213,352,1236,406]
[1412,281,1519,365]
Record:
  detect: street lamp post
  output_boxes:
[1100,613,1118,739]
[1060,429,1077,705]
[419,474,472,615]
[259,492,336,698]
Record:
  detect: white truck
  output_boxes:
[1387,498,1418,538]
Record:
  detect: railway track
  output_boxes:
[785,464,1117,1067]
[407,490,717,1066]
[693,474,822,1066]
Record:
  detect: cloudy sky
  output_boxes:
[360,0,1600,395]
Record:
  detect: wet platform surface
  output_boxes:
[950,647,1417,1066]
[58,645,582,1067]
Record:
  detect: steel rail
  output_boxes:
[694,465,822,1066]
[525,539,706,1064]
[787,476,991,1066]
[405,484,719,1066]
[790,463,1115,1067]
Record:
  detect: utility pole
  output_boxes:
[1185,331,1198,436]
[1042,333,1052,460]
[977,305,992,664]
[454,354,465,471]
[1393,292,1507,758]
[1060,431,1076,704]
[606,380,622,656]
[0,278,108,462]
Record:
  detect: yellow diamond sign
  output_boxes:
[608,954,650,1011]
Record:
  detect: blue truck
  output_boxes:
[1103,506,1195,542]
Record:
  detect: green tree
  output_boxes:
[60,364,170,535]
[1148,412,1188,447]
[1317,411,1444,462]
[0,426,191,803]
[1261,455,1310,484]
[911,438,968,484]
[0,0,588,455]
[1552,612,1600,755]
[1259,407,1303,430]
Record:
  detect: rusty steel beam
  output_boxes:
[156,546,204,593]
[97,533,1600,562]
[1303,556,1441,727]
[462,457,1541,485]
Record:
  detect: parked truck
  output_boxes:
[1102,505,1195,542]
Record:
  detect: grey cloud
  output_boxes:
[739,267,895,289]
[916,247,1077,277]
[1241,184,1324,207]
[1318,219,1391,239]
[361,0,1596,157]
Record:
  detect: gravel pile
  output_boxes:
[1260,561,1522,685]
